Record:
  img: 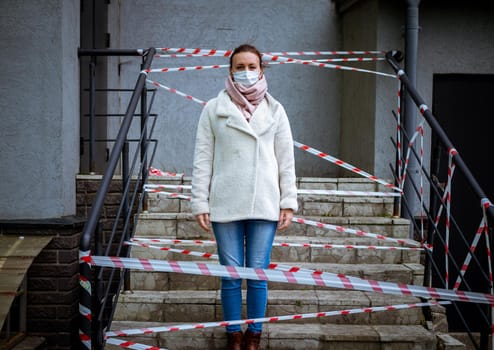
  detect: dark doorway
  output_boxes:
[431,74,494,332]
[79,0,109,174]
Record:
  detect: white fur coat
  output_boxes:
[191,90,298,222]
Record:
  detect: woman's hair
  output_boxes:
[229,44,263,69]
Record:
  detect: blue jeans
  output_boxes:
[212,220,277,333]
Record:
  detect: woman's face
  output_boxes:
[230,51,262,75]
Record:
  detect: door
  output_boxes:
[431,74,494,332]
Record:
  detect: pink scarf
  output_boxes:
[225,75,268,121]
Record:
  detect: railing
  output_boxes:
[78,48,157,349]
[386,50,494,350]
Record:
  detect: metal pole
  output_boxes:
[140,57,149,212]
[403,0,421,238]
[89,57,96,173]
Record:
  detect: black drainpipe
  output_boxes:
[403,0,421,238]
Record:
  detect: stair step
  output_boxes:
[146,191,396,216]
[129,235,421,265]
[129,261,424,291]
[114,289,433,326]
[119,176,439,349]
[135,213,410,240]
[105,322,437,350]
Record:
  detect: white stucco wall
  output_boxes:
[0,0,80,219]
[107,0,342,177]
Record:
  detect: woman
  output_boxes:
[191,44,298,350]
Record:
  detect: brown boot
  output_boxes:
[226,331,243,350]
[244,329,261,350]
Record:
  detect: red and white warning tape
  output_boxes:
[82,256,494,305]
[143,184,400,197]
[145,64,229,73]
[144,58,386,75]
[144,184,191,191]
[129,238,424,251]
[148,167,183,178]
[148,191,191,201]
[157,48,386,57]
[296,189,400,197]
[293,141,401,192]
[106,300,449,338]
[260,52,396,78]
[105,337,166,350]
[146,79,207,106]
[453,218,488,290]
[126,239,424,255]
[292,217,420,247]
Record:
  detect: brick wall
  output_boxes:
[0,175,137,349]
[0,217,84,349]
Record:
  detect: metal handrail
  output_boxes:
[78,47,156,349]
[386,50,494,350]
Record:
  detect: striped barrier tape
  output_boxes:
[83,256,494,305]
[124,240,404,278]
[148,190,191,201]
[145,64,228,73]
[124,241,329,277]
[144,184,191,191]
[143,184,400,197]
[148,167,183,177]
[296,189,400,197]
[292,217,420,247]
[260,52,396,78]
[144,58,386,74]
[79,304,91,322]
[146,79,207,106]
[79,330,91,349]
[105,300,449,338]
[126,239,427,278]
[157,48,386,56]
[293,141,401,192]
[128,238,425,252]
[105,337,166,350]
[155,53,382,59]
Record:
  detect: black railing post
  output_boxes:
[93,223,104,349]
[122,140,131,292]
[140,57,149,212]
[89,56,96,173]
[78,47,155,350]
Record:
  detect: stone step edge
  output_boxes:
[129,234,418,247]
[137,212,409,224]
[117,289,425,302]
[107,322,437,344]
[147,176,396,188]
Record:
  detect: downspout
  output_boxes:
[403,0,421,238]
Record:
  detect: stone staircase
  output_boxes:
[110,176,465,349]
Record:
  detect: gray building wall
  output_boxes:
[0,0,80,219]
[418,3,494,104]
[338,0,494,184]
[106,0,342,177]
[0,0,492,220]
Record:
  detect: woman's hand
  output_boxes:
[278,209,294,231]
[195,213,211,232]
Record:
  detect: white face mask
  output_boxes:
[232,70,260,86]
